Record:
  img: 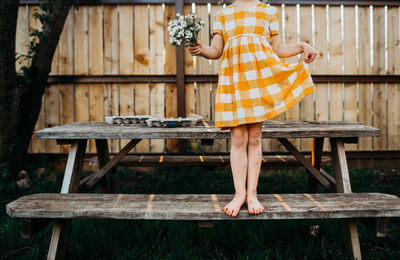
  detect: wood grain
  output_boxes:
[7,193,400,220]
[358,6,373,150]
[35,121,380,140]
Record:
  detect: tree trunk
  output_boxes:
[0,1,20,171]
[0,0,74,174]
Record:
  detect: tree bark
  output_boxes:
[0,0,20,171]
[0,0,74,174]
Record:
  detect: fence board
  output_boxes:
[149,5,166,153]
[119,5,135,153]
[88,5,104,153]
[313,5,330,151]
[210,4,228,153]
[358,6,373,150]
[283,5,300,149]
[328,6,343,123]
[134,5,151,153]
[73,7,90,154]
[372,7,387,150]
[103,5,120,153]
[164,4,180,153]
[196,4,213,153]
[343,6,358,150]
[387,7,400,150]
[184,5,198,153]
[58,8,74,153]
[299,5,314,151]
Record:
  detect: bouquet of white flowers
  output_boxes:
[168,13,205,47]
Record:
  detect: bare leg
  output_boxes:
[223,124,248,217]
[246,122,264,214]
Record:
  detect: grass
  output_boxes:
[1,161,399,259]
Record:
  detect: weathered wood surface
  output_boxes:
[7,193,400,220]
[35,121,380,140]
[88,154,332,167]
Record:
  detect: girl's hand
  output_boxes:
[301,42,317,64]
[188,40,203,56]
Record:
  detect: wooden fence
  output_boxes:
[16,1,400,155]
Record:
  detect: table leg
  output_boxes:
[47,140,87,260]
[95,139,115,193]
[330,138,362,260]
[307,138,324,193]
[278,138,334,191]
[80,139,141,191]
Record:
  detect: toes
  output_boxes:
[248,207,254,214]
[232,209,238,217]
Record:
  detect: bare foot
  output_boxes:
[223,194,246,217]
[247,195,264,215]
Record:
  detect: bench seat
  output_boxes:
[6,193,400,220]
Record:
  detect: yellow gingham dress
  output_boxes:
[212,2,315,130]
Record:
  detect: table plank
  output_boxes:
[35,121,380,140]
[7,193,400,220]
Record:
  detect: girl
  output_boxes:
[188,0,317,218]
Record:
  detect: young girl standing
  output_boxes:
[188,0,317,217]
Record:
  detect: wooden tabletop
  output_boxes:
[35,120,380,140]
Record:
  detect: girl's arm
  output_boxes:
[188,34,224,60]
[270,34,317,64]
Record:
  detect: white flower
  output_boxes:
[168,13,205,47]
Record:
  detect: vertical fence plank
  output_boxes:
[184,4,197,153]
[59,9,74,153]
[74,6,90,154]
[149,4,166,153]
[164,4,179,153]
[329,5,343,122]
[103,5,120,153]
[134,5,151,153]
[372,7,387,150]
[29,5,47,153]
[88,5,104,153]
[119,5,135,153]
[46,6,61,153]
[210,4,227,153]
[196,4,212,153]
[45,57,60,153]
[313,5,329,151]
[358,6,372,150]
[299,5,314,151]
[387,7,400,150]
[283,4,300,149]
[343,6,358,150]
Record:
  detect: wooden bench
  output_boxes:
[7,120,400,260]
[7,193,400,220]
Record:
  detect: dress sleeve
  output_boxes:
[211,10,223,37]
[269,6,280,36]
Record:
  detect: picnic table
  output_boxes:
[6,120,400,260]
